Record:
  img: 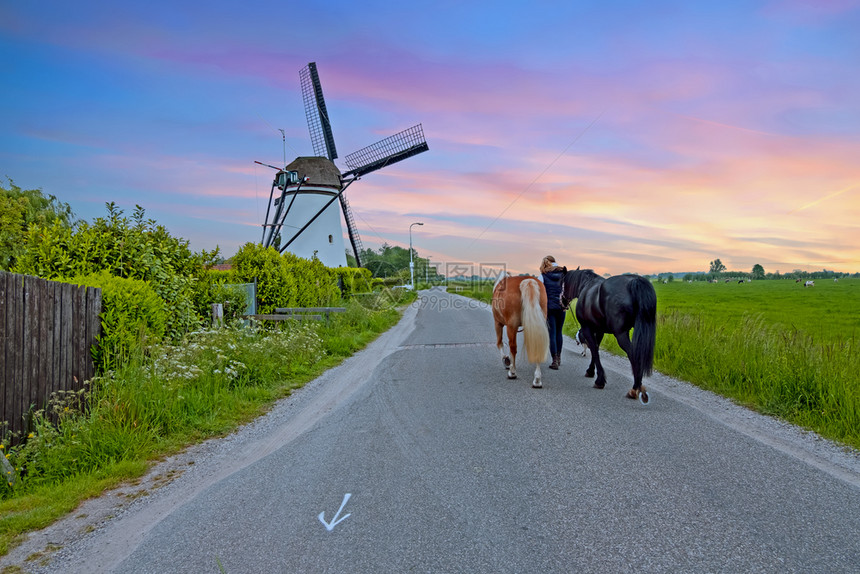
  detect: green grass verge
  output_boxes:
[454,279,860,449]
[0,290,414,557]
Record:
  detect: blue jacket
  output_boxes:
[541,268,566,310]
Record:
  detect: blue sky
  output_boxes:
[2,0,859,275]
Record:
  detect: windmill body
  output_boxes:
[260,62,429,268]
[277,157,347,267]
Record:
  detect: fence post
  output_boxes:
[212,303,224,328]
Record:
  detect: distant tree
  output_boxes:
[709,258,726,274]
[751,264,765,280]
[358,243,435,281]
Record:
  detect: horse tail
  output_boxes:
[520,278,550,364]
[630,276,657,377]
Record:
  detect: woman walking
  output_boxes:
[539,255,567,370]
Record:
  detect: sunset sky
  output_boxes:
[2,1,859,276]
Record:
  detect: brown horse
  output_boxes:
[492,274,550,388]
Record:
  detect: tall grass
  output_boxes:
[0,292,409,556]
[655,311,859,447]
[649,279,859,448]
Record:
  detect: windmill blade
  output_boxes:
[342,124,429,179]
[300,62,338,160]
[339,193,364,267]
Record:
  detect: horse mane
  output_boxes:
[562,267,603,301]
[565,268,602,283]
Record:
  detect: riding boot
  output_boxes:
[549,354,559,370]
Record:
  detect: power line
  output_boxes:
[468,110,604,248]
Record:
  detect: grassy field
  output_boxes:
[453,278,860,449]
[648,278,859,449]
[654,278,859,343]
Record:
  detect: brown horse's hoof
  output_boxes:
[626,389,639,400]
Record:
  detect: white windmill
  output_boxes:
[259,62,429,267]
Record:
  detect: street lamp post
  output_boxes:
[409,222,423,290]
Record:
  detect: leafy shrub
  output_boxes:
[66,271,167,372]
[0,178,74,270]
[13,203,215,340]
[230,243,342,313]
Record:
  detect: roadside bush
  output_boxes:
[0,178,74,271]
[230,243,342,313]
[13,203,213,340]
[66,271,167,372]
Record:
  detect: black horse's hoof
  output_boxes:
[503,357,511,368]
[593,382,605,389]
[585,371,594,378]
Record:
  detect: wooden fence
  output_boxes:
[1,272,101,440]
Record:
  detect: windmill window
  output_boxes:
[328,235,333,244]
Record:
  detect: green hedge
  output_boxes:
[230,244,367,314]
[66,271,167,372]
[13,203,211,340]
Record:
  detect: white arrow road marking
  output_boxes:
[318,493,352,531]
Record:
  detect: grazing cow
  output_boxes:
[805,280,815,287]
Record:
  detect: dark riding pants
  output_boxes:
[547,308,566,357]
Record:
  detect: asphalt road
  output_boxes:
[31,288,860,573]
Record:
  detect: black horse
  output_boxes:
[561,268,657,404]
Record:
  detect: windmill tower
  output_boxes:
[260,62,429,267]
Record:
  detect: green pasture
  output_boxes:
[453,278,860,449]
[647,278,859,449]
[654,278,860,343]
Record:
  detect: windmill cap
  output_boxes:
[285,157,341,187]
